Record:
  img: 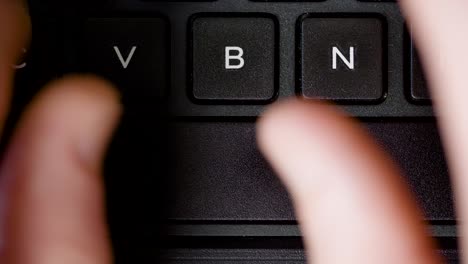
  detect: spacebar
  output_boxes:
[169,121,452,221]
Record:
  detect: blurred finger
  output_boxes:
[0,76,121,264]
[258,100,441,264]
[399,0,468,259]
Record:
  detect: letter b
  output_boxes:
[225,46,245,70]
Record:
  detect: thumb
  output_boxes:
[0,76,121,264]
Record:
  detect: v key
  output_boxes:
[114,46,137,69]
[84,17,168,99]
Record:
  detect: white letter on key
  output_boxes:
[332,46,355,70]
[13,48,27,69]
[114,46,137,69]
[225,46,245,70]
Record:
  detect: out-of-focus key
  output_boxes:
[409,43,431,102]
[13,18,61,113]
[83,18,169,102]
[3,18,62,149]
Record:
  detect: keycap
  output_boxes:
[409,44,430,102]
[13,18,61,114]
[298,16,385,102]
[14,19,61,96]
[12,19,60,95]
[3,18,62,149]
[83,18,169,102]
[191,16,277,102]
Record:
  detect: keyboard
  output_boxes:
[1,0,458,263]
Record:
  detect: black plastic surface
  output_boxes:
[170,121,452,221]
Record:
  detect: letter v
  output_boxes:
[114,46,137,69]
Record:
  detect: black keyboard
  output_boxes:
[3,0,457,263]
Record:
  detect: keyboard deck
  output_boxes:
[5,0,457,263]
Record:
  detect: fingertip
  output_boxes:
[39,74,122,107]
[29,74,122,171]
[258,99,350,145]
[257,99,360,186]
[26,74,123,140]
[257,99,329,155]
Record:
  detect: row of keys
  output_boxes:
[145,0,396,2]
[192,15,386,103]
[15,15,428,106]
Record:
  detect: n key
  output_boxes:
[298,16,385,103]
[83,18,169,102]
